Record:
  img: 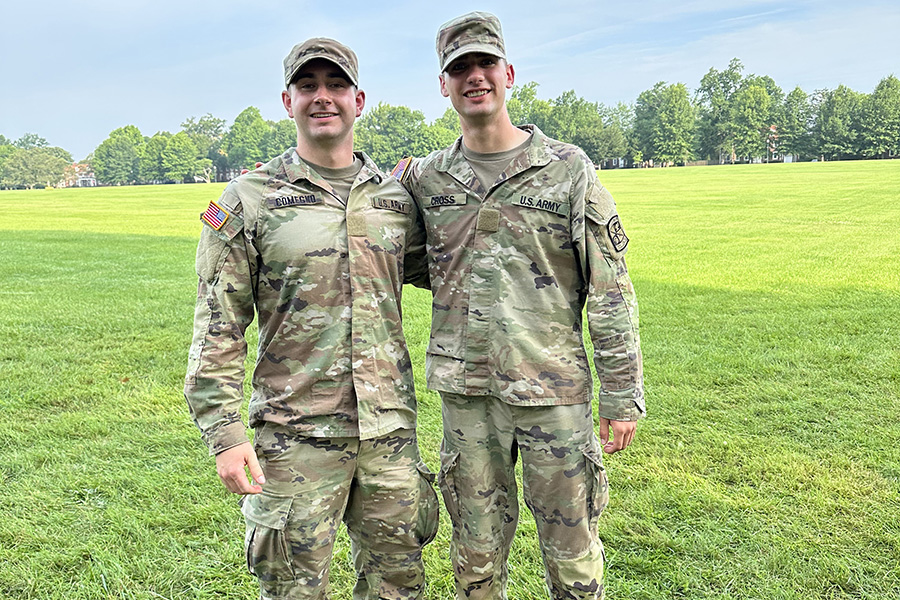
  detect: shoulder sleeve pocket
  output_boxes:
[195,214,244,283]
[585,181,628,259]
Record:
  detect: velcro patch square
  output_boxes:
[347,213,367,237]
[476,208,501,232]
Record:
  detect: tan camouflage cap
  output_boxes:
[283,38,359,88]
[436,11,506,72]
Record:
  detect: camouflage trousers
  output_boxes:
[241,426,440,600]
[438,393,609,600]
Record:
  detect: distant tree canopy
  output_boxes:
[93,125,144,185]
[634,82,694,165]
[355,103,458,170]
[859,75,900,158]
[3,60,898,188]
[223,107,269,172]
[0,133,71,189]
[1,146,72,189]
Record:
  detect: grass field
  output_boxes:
[1,160,899,599]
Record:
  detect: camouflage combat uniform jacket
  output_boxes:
[405,125,645,422]
[185,150,427,455]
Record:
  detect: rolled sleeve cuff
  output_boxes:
[203,421,250,456]
[597,390,646,422]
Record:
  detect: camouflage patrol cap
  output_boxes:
[283,38,359,88]
[436,11,506,72]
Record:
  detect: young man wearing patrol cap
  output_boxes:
[395,12,645,600]
[184,38,437,599]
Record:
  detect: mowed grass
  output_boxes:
[1,159,898,599]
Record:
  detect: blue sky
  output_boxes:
[1,0,896,161]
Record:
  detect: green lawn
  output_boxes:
[1,160,898,599]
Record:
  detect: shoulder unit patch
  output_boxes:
[606,215,629,253]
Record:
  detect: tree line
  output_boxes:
[2,58,898,189]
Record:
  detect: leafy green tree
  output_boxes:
[814,85,864,160]
[181,114,227,182]
[355,103,436,170]
[695,58,744,162]
[599,128,627,161]
[1,147,71,188]
[599,102,634,164]
[546,90,606,164]
[262,119,297,161]
[632,87,658,162]
[730,84,771,160]
[223,107,268,170]
[93,125,145,184]
[45,146,73,162]
[859,75,900,158]
[163,132,200,182]
[78,152,95,178]
[655,84,694,164]
[432,108,461,138]
[745,75,784,110]
[426,107,462,154]
[507,82,553,132]
[777,87,814,160]
[0,142,14,183]
[635,82,694,164]
[0,136,13,187]
[181,113,226,158]
[14,133,49,150]
[141,132,171,182]
[420,121,459,158]
[744,76,783,161]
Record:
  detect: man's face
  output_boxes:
[282,58,365,147]
[439,53,514,122]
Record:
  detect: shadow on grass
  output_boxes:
[2,231,899,599]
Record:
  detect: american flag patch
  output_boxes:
[390,157,412,183]
[201,201,229,230]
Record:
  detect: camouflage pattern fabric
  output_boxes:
[184,149,428,454]
[435,11,506,71]
[243,426,439,599]
[438,393,608,600]
[404,125,644,422]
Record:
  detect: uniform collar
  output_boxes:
[435,125,553,194]
[279,149,383,193]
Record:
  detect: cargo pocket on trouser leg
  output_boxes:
[416,460,440,546]
[242,494,295,584]
[438,447,501,598]
[544,439,609,600]
[582,437,610,531]
[437,448,461,524]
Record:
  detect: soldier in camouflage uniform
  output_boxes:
[393,12,645,600]
[184,38,438,600]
